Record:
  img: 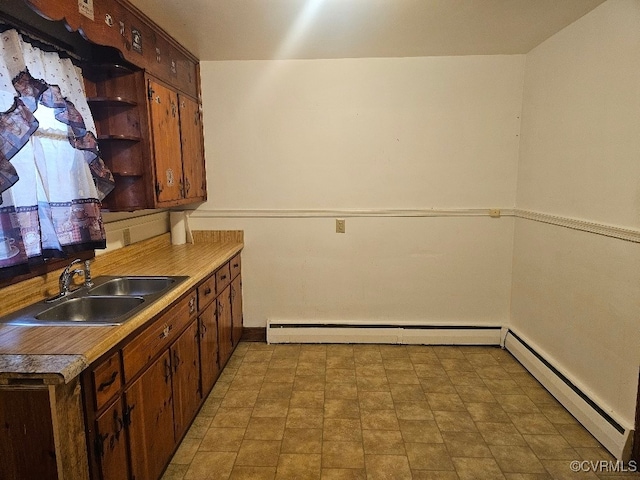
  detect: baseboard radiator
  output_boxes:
[266,319,503,345]
[505,329,633,461]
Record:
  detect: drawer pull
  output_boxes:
[204,287,212,295]
[220,274,227,280]
[159,324,172,339]
[189,297,197,313]
[97,371,118,392]
[232,263,239,268]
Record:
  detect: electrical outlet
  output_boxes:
[489,209,501,218]
[336,219,346,233]
[123,228,132,245]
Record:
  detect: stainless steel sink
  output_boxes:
[35,296,145,323]
[0,275,189,327]
[88,276,178,296]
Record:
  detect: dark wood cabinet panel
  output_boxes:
[171,320,201,441]
[199,302,219,395]
[126,349,175,480]
[148,78,184,204]
[231,274,243,347]
[217,285,233,368]
[93,398,129,480]
[91,350,123,412]
[179,94,206,201]
[0,389,57,480]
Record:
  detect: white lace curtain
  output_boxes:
[0,29,114,279]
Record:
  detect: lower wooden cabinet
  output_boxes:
[93,398,129,480]
[171,320,201,440]
[199,302,219,395]
[217,285,233,367]
[82,253,242,480]
[231,274,243,347]
[126,350,175,480]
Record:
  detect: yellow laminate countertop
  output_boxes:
[0,232,243,385]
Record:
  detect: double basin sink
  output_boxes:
[0,276,189,327]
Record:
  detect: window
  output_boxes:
[0,29,113,279]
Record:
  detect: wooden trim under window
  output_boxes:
[0,250,94,289]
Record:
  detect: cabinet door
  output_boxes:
[126,350,175,480]
[148,78,183,204]
[94,398,129,480]
[231,274,243,347]
[199,302,220,396]
[217,285,233,368]
[179,94,206,201]
[171,320,201,441]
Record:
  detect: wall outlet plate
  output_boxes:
[489,209,501,218]
[336,219,346,233]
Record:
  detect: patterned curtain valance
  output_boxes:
[0,29,115,279]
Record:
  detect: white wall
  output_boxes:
[192,55,525,328]
[512,0,640,427]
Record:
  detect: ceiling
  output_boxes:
[127,0,607,61]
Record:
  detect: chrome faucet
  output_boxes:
[46,258,93,302]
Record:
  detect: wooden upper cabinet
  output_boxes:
[22,0,207,211]
[24,0,199,98]
[148,78,184,204]
[180,94,206,201]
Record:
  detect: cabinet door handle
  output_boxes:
[95,432,109,458]
[173,351,181,372]
[164,357,172,383]
[113,409,124,439]
[189,297,197,314]
[97,371,118,391]
[200,321,207,337]
[123,403,135,428]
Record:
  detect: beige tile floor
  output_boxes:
[162,342,639,480]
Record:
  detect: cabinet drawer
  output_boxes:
[122,291,196,382]
[92,351,122,412]
[197,275,216,310]
[230,254,241,280]
[215,263,231,293]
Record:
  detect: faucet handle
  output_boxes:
[83,260,94,288]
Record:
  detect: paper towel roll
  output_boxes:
[170,211,186,245]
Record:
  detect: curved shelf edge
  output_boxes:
[111,171,144,178]
[88,96,138,106]
[97,135,142,142]
[83,63,137,78]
